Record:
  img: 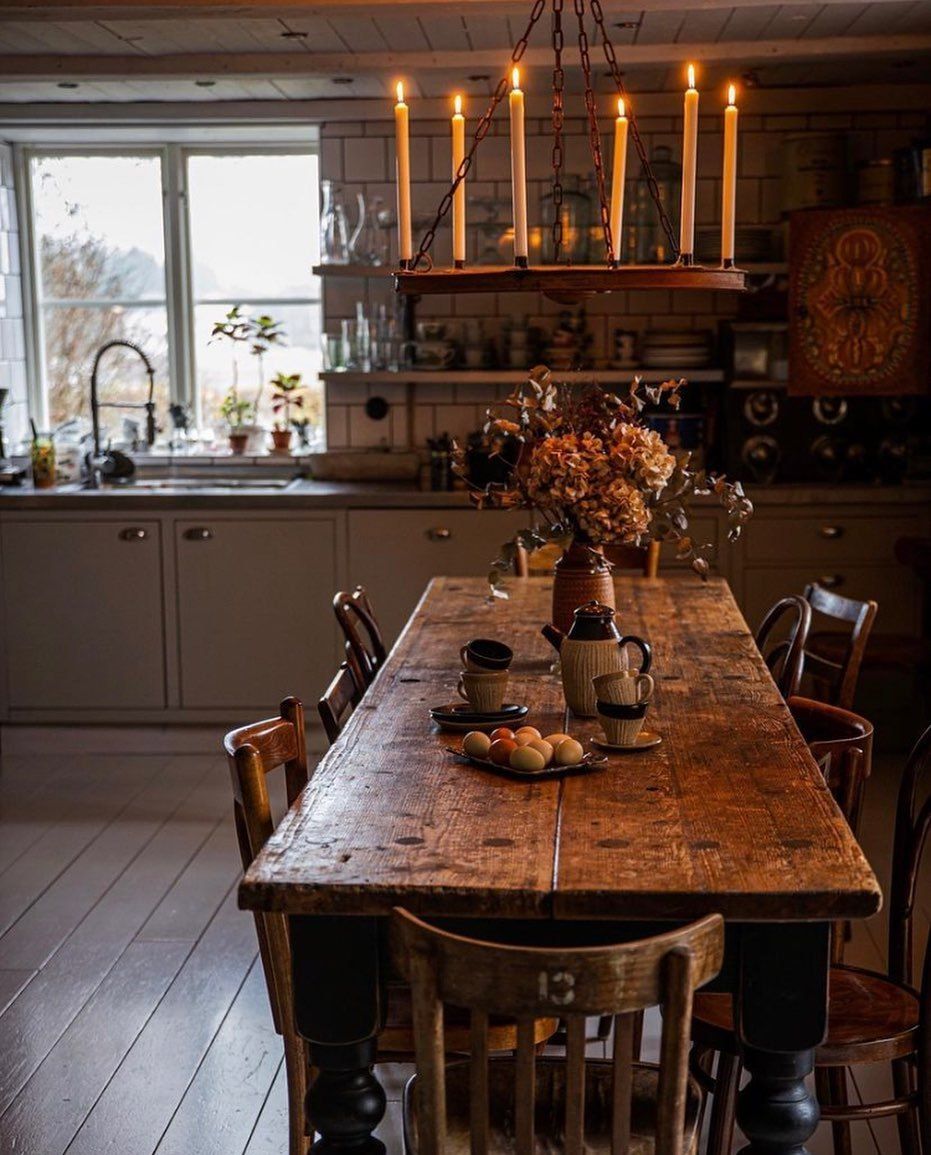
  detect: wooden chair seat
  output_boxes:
[807,630,931,675]
[403,1058,702,1155]
[693,964,919,1066]
[379,988,558,1056]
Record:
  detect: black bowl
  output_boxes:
[595,699,649,720]
[461,637,514,671]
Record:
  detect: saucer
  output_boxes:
[430,703,528,732]
[591,732,662,753]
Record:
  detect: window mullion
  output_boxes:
[163,143,195,418]
[15,146,49,431]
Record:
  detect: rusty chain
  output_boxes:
[550,0,565,262]
[410,0,546,269]
[574,0,614,265]
[589,0,680,260]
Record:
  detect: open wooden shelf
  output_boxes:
[394,263,747,297]
[320,368,726,385]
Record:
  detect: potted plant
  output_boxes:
[220,387,253,455]
[269,372,306,453]
[211,307,286,453]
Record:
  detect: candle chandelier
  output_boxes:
[394,0,746,300]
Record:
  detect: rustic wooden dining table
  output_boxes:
[240,574,881,1155]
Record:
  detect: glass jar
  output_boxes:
[320,180,351,264]
[630,146,681,263]
[540,175,593,263]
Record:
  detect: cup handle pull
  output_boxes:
[619,635,652,675]
[637,673,655,702]
[456,676,469,701]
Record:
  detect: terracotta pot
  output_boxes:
[228,431,249,455]
[551,540,615,635]
[271,428,292,453]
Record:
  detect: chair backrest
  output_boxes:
[515,540,661,579]
[224,696,309,1037]
[390,908,723,1155]
[333,586,388,688]
[787,696,873,835]
[803,583,878,711]
[318,660,363,744]
[888,724,931,989]
[755,595,812,699]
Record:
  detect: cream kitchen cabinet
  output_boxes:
[174,515,342,710]
[0,517,166,711]
[347,508,531,646]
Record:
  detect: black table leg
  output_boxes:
[736,922,830,1155]
[290,915,387,1155]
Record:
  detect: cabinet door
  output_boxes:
[1,519,165,709]
[348,509,530,646]
[175,517,339,709]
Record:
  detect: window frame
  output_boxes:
[16,139,321,433]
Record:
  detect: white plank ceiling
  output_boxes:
[0,1,929,101]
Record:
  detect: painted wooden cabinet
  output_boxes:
[347,508,531,645]
[0,518,166,710]
[174,516,341,709]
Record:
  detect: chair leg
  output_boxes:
[706,1052,741,1155]
[892,1059,921,1155]
[816,1066,854,1155]
[283,1031,312,1155]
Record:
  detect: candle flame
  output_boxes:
[618,97,626,118]
[727,83,736,106]
[396,80,404,104]
[454,93,462,115]
[512,67,520,90]
[687,64,696,89]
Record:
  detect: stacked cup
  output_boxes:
[457,638,513,713]
[591,670,655,746]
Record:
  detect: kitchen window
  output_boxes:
[21,143,322,445]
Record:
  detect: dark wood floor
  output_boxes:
[0,730,921,1153]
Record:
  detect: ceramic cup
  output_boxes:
[457,670,509,713]
[592,670,655,706]
[460,638,514,672]
[596,700,648,747]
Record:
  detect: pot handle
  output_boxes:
[618,635,652,674]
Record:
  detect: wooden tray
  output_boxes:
[444,745,607,781]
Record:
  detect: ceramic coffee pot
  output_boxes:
[542,601,651,717]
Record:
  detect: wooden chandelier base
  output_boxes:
[394,263,746,299]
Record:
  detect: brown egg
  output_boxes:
[544,732,573,748]
[489,738,518,765]
[554,737,585,766]
[489,727,515,743]
[527,738,554,765]
[462,731,492,758]
[514,726,542,742]
[513,731,539,747]
[510,745,547,772]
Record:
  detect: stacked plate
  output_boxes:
[640,330,713,370]
[430,702,528,732]
[696,226,780,265]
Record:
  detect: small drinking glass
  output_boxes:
[322,333,346,372]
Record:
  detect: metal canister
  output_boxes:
[857,158,895,205]
[781,133,847,214]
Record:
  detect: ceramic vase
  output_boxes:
[551,540,615,636]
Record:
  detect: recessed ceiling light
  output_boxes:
[614,20,640,29]
[467,74,491,82]
[281,29,308,39]
[332,77,354,85]
[195,79,217,88]
[57,81,79,89]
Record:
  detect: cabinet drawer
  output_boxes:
[741,565,919,637]
[745,514,920,565]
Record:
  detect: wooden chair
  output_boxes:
[391,906,724,1155]
[317,660,363,744]
[333,586,388,689]
[694,717,931,1155]
[225,696,313,1155]
[802,583,878,711]
[755,595,812,700]
[515,539,661,579]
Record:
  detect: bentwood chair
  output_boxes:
[391,907,724,1155]
[515,540,661,579]
[317,660,364,744]
[695,719,931,1155]
[802,583,878,711]
[225,696,314,1155]
[755,595,812,700]
[333,586,388,689]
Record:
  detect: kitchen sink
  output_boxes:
[78,475,300,492]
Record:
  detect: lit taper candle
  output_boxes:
[721,84,739,267]
[394,81,412,266]
[452,94,466,267]
[509,67,529,266]
[609,97,629,266]
[679,64,699,264]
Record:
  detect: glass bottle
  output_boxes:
[631,146,681,263]
[350,193,386,266]
[320,180,351,264]
[540,175,592,263]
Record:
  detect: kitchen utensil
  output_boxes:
[430,703,528,732]
[596,699,648,746]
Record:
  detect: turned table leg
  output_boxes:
[290,915,387,1155]
[736,922,830,1155]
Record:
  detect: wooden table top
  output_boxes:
[240,576,881,923]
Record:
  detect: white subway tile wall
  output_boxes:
[0,145,27,450]
[320,99,924,450]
